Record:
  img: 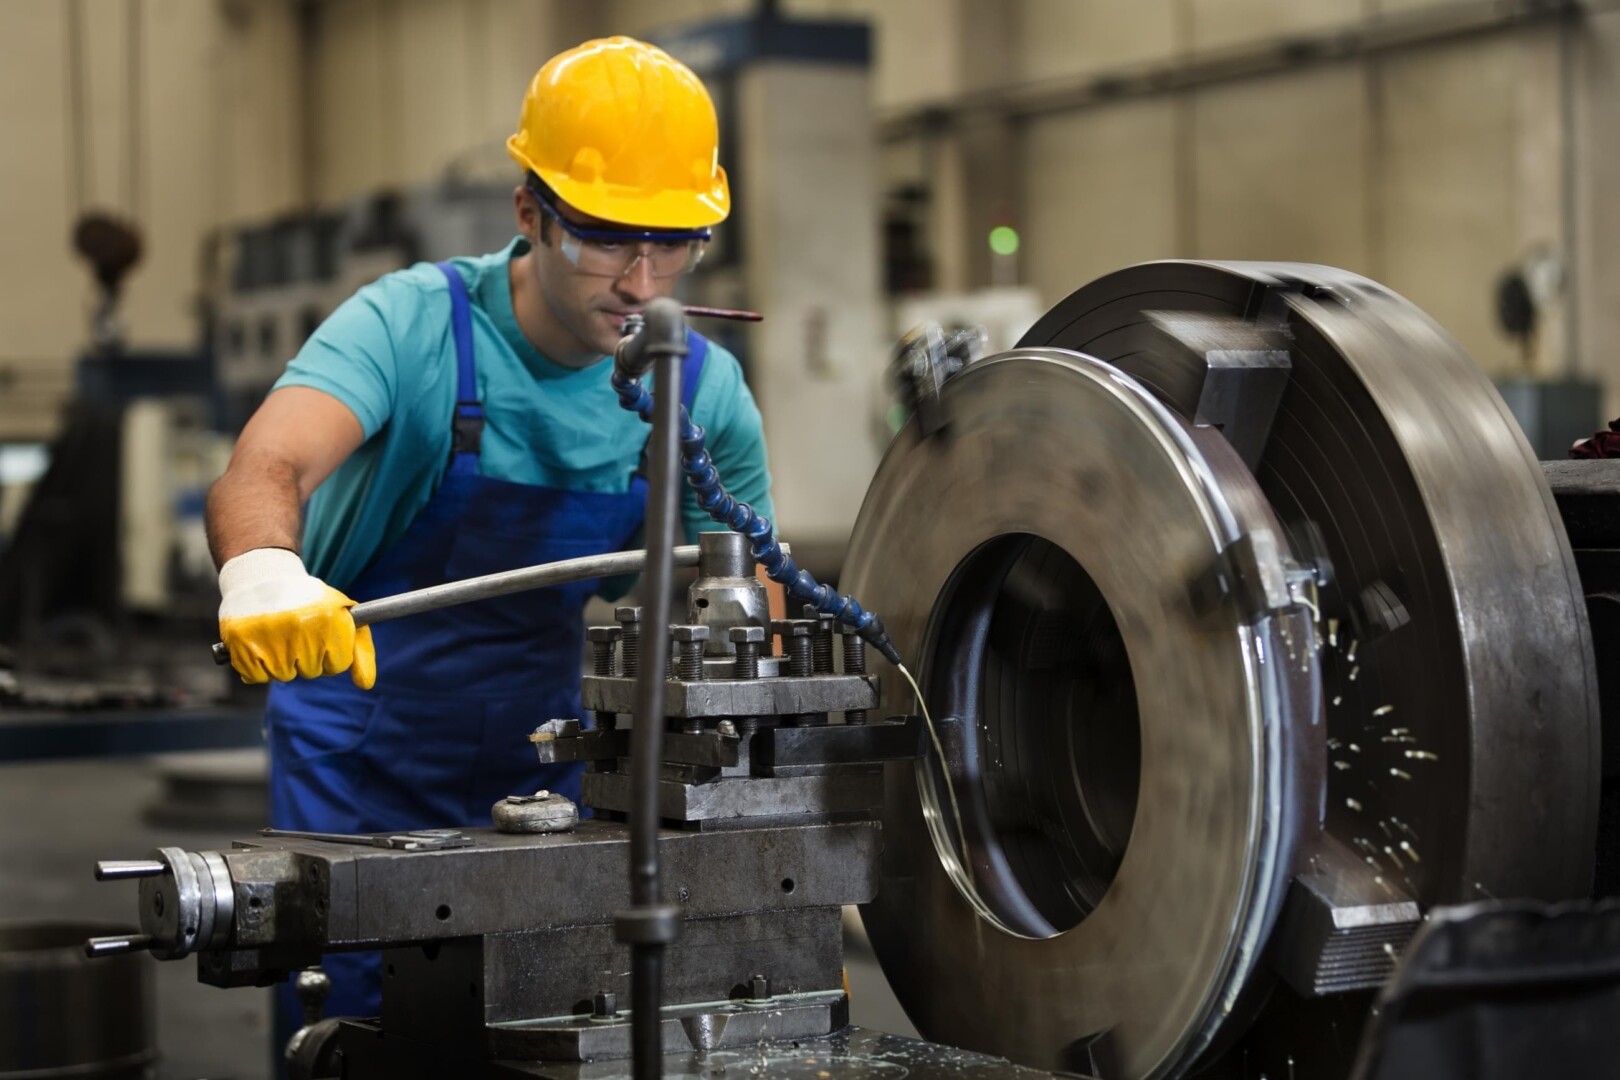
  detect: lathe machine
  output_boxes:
[86,262,1620,1079]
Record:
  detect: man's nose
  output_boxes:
[614,249,658,301]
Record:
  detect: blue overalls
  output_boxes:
[263,261,706,1039]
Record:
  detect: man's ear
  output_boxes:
[513,186,547,246]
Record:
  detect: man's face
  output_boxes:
[518,189,683,359]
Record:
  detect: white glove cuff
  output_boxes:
[219,547,308,598]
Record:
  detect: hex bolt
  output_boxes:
[593,990,618,1019]
[586,626,622,676]
[747,973,771,1002]
[296,967,332,1026]
[837,623,867,674]
[615,606,641,676]
[773,619,815,677]
[716,719,738,738]
[838,623,868,725]
[729,625,765,679]
[672,625,710,681]
[587,626,623,731]
[805,606,836,674]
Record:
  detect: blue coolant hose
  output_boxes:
[610,362,902,666]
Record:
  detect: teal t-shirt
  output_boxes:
[274,237,774,591]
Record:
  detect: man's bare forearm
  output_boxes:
[206,450,306,568]
[205,387,369,571]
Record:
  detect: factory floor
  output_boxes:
[0,756,273,1079]
[0,753,914,1079]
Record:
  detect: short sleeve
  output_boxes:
[273,281,404,439]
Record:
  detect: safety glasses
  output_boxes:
[529,189,710,279]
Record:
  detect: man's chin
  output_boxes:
[594,313,632,354]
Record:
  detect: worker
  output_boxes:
[206,37,773,1035]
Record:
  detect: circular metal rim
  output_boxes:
[200,850,234,950]
[848,347,1315,1078]
[919,532,1142,935]
[140,846,201,961]
[1018,260,1599,906]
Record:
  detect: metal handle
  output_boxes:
[682,305,762,322]
[214,544,714,666]
[212,542,787,666]
[95,860,166,881]
[84,934,153,958]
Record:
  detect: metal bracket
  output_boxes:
[888,321,988,438]
[752,716,924,774]
[1273,834,1421,997]
[532,722,740,769]
[1356,578,1413,642]
[1123,309,1293,471]
[257,828,472,851]
[1189,530,1297,620]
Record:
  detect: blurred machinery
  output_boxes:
[207,181,516,430]
[0,183,516,697]
[85,261,1620,1079]
[1492,246,1604,458]
[0,214,227,688]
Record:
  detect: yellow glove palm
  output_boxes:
[217,549,376,689]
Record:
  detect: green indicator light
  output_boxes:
[988,225,1020,257]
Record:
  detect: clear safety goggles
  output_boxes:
[531,190,710,279]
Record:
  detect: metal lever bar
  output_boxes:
[212,543,734,665]
[682,305,762,322]
[84,934,154,958]
[258,828,397,848]
[258,827,473,851]
[94,860,166,880]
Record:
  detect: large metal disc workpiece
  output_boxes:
[843,261,1599,1079]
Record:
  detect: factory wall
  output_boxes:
[1576,7,1620,420]
[306,0,603,201]
[3,0,1618,441]
[1016,32,1537,378]
[299,0,1620,405]
[0,0,304,441]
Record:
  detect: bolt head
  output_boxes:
[614,606,641,624]
[748,974,770,1000]
[295,968,332,1000]
[728,625,766,644]
[772,620,812,638]
[593,990,618,1017]
[716,719,738,737]
[671,624,711,642]
[586,626,623,643]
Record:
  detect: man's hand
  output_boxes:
[218,548,376,689]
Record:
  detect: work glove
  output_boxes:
[217,548,376,689]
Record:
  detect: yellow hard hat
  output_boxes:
[507,37,730,230]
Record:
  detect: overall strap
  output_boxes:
[434,261,483,476]
[678,328,708,415]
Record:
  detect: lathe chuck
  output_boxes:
[843,261,1599,1079]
